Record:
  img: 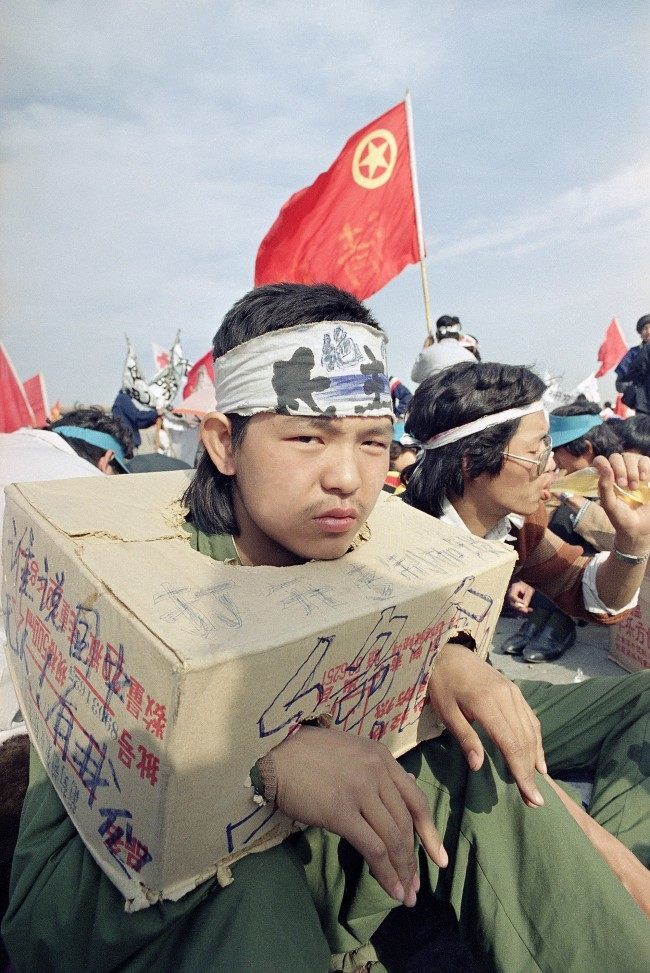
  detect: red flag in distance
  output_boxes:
[183,350,214,399]
[23,373,50,427]
[0,343,35,433]
[255,101,420,300]
[595,317,629,378]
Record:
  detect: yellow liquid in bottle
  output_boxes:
[549,467,650,507]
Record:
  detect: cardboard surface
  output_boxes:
[3,471,514,908]
[609,572,650,672]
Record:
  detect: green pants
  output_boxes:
[3,674,649,973]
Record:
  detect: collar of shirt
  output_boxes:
[439,497,524,544]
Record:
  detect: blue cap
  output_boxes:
[549,413,602,448]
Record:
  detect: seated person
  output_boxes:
[410,315,476,384]
[383,435,420,495]
[4,310,649,973]
[501,401,623,661]
[0,408,133,967]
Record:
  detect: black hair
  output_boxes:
[435,314,461,331]
[551,402,622,458]
[636,314,650,335]
[403,361,546,517]
[182,282,383,535]
[48,407,134,473]
[613,414,650,456]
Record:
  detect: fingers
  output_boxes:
[479,691,545,807]
[437,700,485,772]
[437,678,545,807]
[389,764,448,871]
[507,581,534,612]
[340,768,444,907]
[595,452,650,492]
[520,585,534,610]
[362,779,418,904]
[342,815,408,903]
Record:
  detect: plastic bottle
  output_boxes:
[549,467,650,507]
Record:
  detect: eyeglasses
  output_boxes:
[503,436,553,478]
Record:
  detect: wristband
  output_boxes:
[570,500,591,530]
[613,547,650,565]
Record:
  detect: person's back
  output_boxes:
[615,314,650,413]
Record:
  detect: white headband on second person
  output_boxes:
[213,320,393,418]
[421,400,547,450]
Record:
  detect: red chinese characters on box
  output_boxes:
[609,583,650,673]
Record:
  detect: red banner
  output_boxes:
[255,101,420,300]
[0,343,34,433]
[183,350,214,399]
[23,373,50,427]
[595,317,628,378]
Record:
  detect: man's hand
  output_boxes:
[270,725,447,906]
[428,642,546,807]
[507,580,535,613]
[594,452,650,544]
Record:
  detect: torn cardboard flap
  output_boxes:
[11,470,192,542]
[3,472,515,907]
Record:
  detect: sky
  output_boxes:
[1,0,649,408]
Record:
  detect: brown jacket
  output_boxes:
[513,503,627,625]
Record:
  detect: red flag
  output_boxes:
[595,317,628,378]
[23,373,50,427]
[183,350,214,399]
[614,393,633,419]
[255,101,420,300]
[0,343,35,433]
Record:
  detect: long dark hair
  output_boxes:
[182,282,383,535]
[403,362,547,518]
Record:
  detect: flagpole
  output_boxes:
[405,89,433,337]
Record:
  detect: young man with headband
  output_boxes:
[3,285,453,973]
[401,361,650,945]
[5,305,649,972]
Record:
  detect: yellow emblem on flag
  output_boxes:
[352,129,397,189]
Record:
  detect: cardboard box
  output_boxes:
[609,572,650,672]
[2,472,514,909]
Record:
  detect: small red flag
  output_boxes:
[0,343,34,433]
[595,317,628,378]
[23,373,50,427]
[255,101,420,300]
[613,393,633,418]
[183,350,214,399]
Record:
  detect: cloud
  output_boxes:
[429,159,650,261]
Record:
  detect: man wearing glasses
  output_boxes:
[396,360,650,949]
[402,361,648,639]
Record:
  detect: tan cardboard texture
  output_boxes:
[3,471,515,909]
[609,571,650,672]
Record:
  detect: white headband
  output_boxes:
[213,321,393,418]
[421,400,546,450]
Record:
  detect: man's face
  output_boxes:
[230,413,392,567]
[640,323,650,344]
[466,411,556,521]
[553,444,590,474]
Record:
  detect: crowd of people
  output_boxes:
[0,289,648,972]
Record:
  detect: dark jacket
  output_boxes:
[111,391,159,447]
[614,344,650,414]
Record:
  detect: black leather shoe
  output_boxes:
[522,613,577,663]
[498,610,550,656]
